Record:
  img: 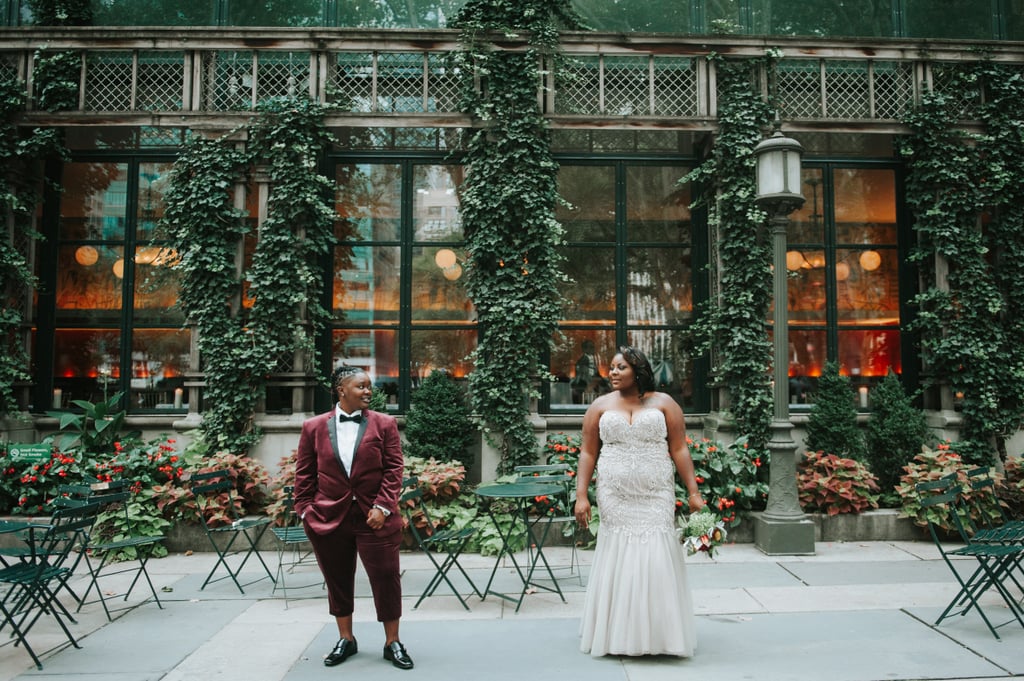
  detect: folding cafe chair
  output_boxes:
[915,476,1024,639]
[400,477,482,610]
[269,485,322,605]
[0,500,103,669]
[190,469,275,593]
[513,463,582,584]
[74,479,165,621]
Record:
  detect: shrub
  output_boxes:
[684,435,769,527]
[153,448,270,527]
[0,441,88,515]
[803,361,865,461]
[403,370,475,465]
[798,450,880,515]
[895,443,1003,533]
[999,456,1024,521]
[865,370,932,500]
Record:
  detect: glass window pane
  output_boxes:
[56,245,124,321]
[52,329,122,405]
[836,247,899,324]
[336,163,402,242]
[227,0,322,26]
[834,168,896,238]
[59,162,128,240]
[137,162,174,241]
[906,0,993,39]
[788,252,827,325]
[750,0,894,38]
[626,247,692,325]
[789,328,826,405]
[410,329,475,383]
[332,328,399,398]
[561,246,615,323]
[128,328,190,410]
[134,246,182,321]
[626,166,691,243]
[557,165,616,242]
[838,329,902,380]
[334,245,401,325]
[549,330,617,408]
[626,328,692,408]
[411,246,472,323]
[790,168,825,244]
[413,164,464,241]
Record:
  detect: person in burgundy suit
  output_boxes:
[293,365,414,670]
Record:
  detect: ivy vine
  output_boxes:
[0,71,65,418]
[902,62,1024,465]
[162,97,336,454]
[684,55,774,452]
[451,0,582,473]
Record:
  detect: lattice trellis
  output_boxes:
[84,51,133,111]
[824,61,870,119]
[777,60,822,119]
[929,62,983,120]
[653,57,698,117]
[376,52,426,113]
[426,52,459,113]
[872,61,915,120]
[0,53,20,82]
[255,51,310,101]
[604,56,651,115]
[554,56,600,115]
[202,51,255,112]
[330,52,375,112]
[136,52,185,111]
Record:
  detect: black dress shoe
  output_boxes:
[383,641,414,670]
[324,638,358,667]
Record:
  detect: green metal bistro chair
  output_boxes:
[269,485,321,605]
[74,479,165,621]
[400,477,481,610]
[190,470,275,594]
[916,477,1024,639]
[513,463,582,584]
[0,500,103,670]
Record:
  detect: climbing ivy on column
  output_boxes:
[684,55,774,452]
[451,0,582,473]
[902,62,1024,465]
[163,97,336,454]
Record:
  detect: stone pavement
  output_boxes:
[1,540,1023,681]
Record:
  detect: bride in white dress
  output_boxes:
[574,346,705,657]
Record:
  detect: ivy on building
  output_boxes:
[450,0,583,473]
[902,61,1024,465]
[162,97,336,454]
[684,55,775,452]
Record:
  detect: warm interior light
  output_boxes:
[75,245,99,266]
[442,263,463,281]
[835,261,851,281]
[785,250,805,271]
[151,247,179,266]
[434,248,457,269]
[859,250,882,271]
[135,247,160,264]
[112,258,125,279]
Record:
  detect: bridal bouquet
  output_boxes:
[677,510,728,558]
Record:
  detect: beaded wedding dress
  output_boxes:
[579,408,697,657]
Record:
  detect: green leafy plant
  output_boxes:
[31,49,81,112]
[685,435,769,527]
[798,450,880,515]
[683,55,775,452]
[864,370,932,501]
[902,61,1024,466]
[451,0,581,474]
[403,370,475,465]
[153,449,271,527]
[0,442,84,514]
[895,443,1003,533]
[47,391,140,456]
[804,361,866,462]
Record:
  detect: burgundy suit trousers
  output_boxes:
[306,510,402,622]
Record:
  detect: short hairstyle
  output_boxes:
[331,365,367,396]
[617,345,656,396]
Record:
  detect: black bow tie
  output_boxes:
[338,413,363,424]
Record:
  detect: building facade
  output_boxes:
[2,0,1023,473]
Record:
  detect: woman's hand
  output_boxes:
[687,492,706,513]
[574,497,592,531]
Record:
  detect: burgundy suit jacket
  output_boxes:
[293,408,404,538]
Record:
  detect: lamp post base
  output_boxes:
[754,513,816,555]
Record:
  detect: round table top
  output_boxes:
[474,481,560,499]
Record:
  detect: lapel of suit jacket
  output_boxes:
[350,414,370,472]
[326,412,349,478]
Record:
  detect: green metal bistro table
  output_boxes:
[475,481,567,612]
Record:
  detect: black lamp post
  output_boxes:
[752,127,816,555]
